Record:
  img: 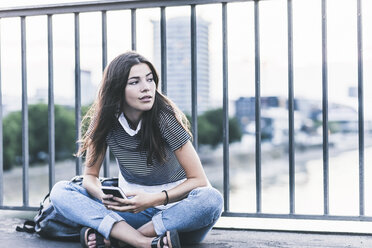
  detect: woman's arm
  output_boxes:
[162,140,209,203]
[82,148,106,200]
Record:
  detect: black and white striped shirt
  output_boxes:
[106,108,191,186]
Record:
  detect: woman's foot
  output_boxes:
[157,236,169,248]
[85,231,111,248]
[151,230,181,248]
[80,227,111,248]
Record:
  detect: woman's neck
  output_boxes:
[123,112,141,130]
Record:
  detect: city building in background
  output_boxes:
[235,96,288,130]
[234,95,371,147]
[153,16,210,115]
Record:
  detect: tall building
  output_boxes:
[153,17,210,114]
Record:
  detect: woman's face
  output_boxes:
[123,63,156,119]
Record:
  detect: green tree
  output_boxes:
[28,104,76,161]
[28,104,48,161]
[3,104,77,170]
[54,105,76,159]
[188,108,242,147]
[3,111,22,170]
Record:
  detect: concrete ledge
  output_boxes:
[215,216,372,235]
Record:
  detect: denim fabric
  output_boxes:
[50,181,223,244]
[153,187,223,244]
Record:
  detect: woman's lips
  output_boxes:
[139,95,152,101]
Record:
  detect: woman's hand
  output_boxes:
[102,191,161,214]
[101,194,118,207]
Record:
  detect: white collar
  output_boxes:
[118,113,142,136]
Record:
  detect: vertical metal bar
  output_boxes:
[47,14,55,190]
[287,0,295,214]
[102,11,107,73]
[0,19,3,206]
[222,2,230,212]
[21,16,29,206]
[131,8,137,51]
[321,0,329,215]
[357,0,364,216]
[191,5,198,150]
[102,10,110,177]
[160,7,167,95]
[74,13,82,175]
[254,0,262,213]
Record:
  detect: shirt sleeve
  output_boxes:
[159,107,191,151]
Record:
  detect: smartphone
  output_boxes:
[101,186,127,199]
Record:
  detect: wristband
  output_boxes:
[162,190,169,206]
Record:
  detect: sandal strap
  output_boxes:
[80,227,107,248]
[152,233,167,248]
[151,236,160,248]
[160,235,165,247]
[95,230,106,248]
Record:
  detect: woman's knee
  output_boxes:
[206,187,223,216]
[50,180,72,205]
[191,187,223,217]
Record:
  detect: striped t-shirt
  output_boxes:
[106,108,191,186]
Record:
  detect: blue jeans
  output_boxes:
[50,181,223,245]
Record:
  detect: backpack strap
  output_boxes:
[41,192,50,204]
[16,220,36,234]
[16,192,51,234]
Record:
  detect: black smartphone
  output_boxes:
[101,186,127,199]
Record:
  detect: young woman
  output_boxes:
[50,51,223,248]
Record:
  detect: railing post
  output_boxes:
[160,7,167,95]
[47,14,55,191]
[0,18,3,207]
[74,13,82,175]
[21,16,29,207]
[222,2,230,213]
[131,8,137,51]
[102,11,107,72]
[287,0,295,214]
[321,0,330,216]
[191,4,198,150]
[254,0,262,214]
[357,0,364,217]
[101,10,110,178]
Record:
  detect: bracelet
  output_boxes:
[162,190,169,206]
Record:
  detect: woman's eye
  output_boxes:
[147,78,154,82]
[128,81,138,85]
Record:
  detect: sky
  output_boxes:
[1,0,372,115]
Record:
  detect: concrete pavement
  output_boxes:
[2,210,372,247]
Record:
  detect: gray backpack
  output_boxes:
[16,176,118,241]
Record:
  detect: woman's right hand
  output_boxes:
[101,194,118,208]
[102,191,164,214]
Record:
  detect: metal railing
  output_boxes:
[0,0,370,224]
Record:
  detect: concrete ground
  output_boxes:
[2,210,372,247]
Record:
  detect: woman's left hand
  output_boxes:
[103,191,155,214]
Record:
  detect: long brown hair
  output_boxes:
[77,51,191,167]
